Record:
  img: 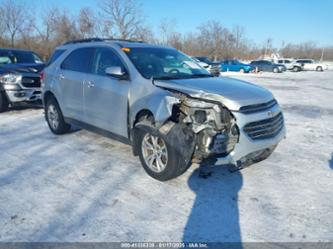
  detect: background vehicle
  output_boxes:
[0,48,44,112]
[250,60,286,73]
[220,59,253,73]
[295,59,327,71]
[193,56,221,76]
[191,57,209,69]
[277,58,303,72]
[43,38,285,181]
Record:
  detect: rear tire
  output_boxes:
[45,97,71,134]
[0,91,9,113]
[293,66,300,72]
[135,120,191,181]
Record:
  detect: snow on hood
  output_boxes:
[154,76,274,111]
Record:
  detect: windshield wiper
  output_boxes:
[152,76,180,80]
[190,74,214,78]
[153,74,213,81]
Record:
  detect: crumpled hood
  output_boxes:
[154,76,274,111]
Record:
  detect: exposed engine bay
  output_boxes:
[158,92,239,164]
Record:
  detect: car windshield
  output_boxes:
[0,50,43,64]
[12,51,43,64]
[125,47,211,80]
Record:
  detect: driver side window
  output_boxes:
[92,47,125,76]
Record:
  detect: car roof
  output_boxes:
[56,38,173,50]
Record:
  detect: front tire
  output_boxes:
[136,122,191,181]
[45,97,71,134]
[0,91,9,113]
[316,66,323,72]
[239,68,245,73]
[273,67,279,73]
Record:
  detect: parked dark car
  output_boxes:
[250,60,286,73]
[194,56,221,76]
[220,59,253,73]
[0,48,45,112]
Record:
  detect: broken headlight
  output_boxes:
[179,97,239,157]
[0,73,22,84]
[194,110,207,124]
[180,98,225,132]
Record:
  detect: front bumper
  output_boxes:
[3,84,41,103]
[214,104,286,166]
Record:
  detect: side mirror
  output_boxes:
[105,66,128,80]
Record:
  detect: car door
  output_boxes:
[84,47,130,137]
[58,47,94,120]
[258,61,266,71]
[306,60,315,70]
[229,60,236,71]
[284,60,291,69]
[263,61,273,71]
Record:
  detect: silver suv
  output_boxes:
[42,38,286,181]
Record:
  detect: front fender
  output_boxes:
[130,91,180,128]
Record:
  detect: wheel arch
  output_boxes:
[131,108,155,156]
[43,90,56,105]
[133,109,155,126]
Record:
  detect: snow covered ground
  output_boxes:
[0,71,332,242]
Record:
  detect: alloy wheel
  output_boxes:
[141,133,168,173]
[47,104,59,130]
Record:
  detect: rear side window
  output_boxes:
[92,47,126,75]
[61,47,95,73]
[47,49,66,66]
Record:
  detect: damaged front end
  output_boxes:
[158,92,239,164]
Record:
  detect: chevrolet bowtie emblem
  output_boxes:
[267,111,274,118]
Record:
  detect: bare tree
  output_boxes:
[158,18,178,45]
[79,7,98,38]
[99,0,147,39]
[135,25,155,42]
[196,21,228,60]
[263,38,273,57]
[1,0,33,47]
[54,11,80,43]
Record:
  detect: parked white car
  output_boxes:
[192,57,209,69]
[295,59,328,71]
[277,58,303,72]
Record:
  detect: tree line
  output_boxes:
[0,0,332,61]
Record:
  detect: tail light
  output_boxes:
[40,71,45,81]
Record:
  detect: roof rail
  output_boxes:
[62,37,145,45]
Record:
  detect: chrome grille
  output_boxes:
[21,77,41,88]
[239,99,277,114]
[243,112,284,140]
